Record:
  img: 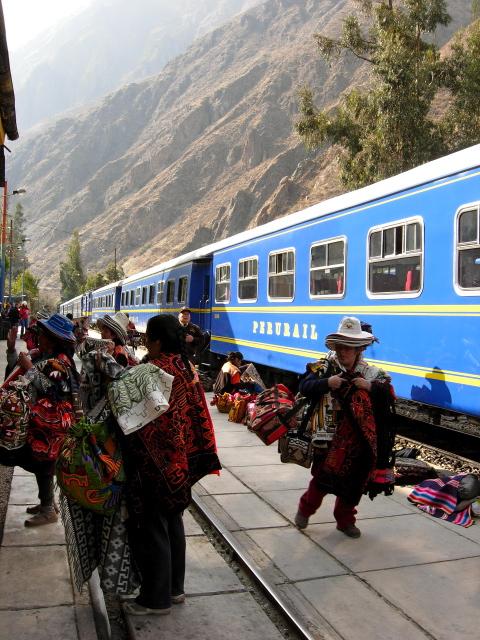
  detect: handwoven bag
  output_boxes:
[0,386,30,450]
[277,396,315,467]
[216,392,234,414]
[250,384,297,445]
[28,397,75,462]
[56,417,125,514]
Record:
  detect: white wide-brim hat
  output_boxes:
[97,312,129,345]
[325,316,374,351]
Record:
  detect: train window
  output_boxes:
[148,284,155,304]
[215,264,231,303]
[166,280,175,304]
[310,238,345,297]
[135,287,141,306]
[142,286,148,305]
[238,257,258,301]
[268,250,295,300]
[128,290,133,306]
[157,281,164,305]
[456,205,480,290]
[121,293,125,306]
[368,220,423,294]
[177,277,188,304]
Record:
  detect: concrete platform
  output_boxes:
[193,394,480,640]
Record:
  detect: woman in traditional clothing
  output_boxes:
[294,317,395,538]
[122,314,221,615]
[0,313,79,526]
[97,312,137,367]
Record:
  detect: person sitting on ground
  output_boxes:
[121,314,221,616]
[294,317,395,539]
[213,351,245,395]
[178,307,205,363]
[97,312,138,367]
[0,313,79,526]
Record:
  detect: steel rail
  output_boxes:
[396,434,480,470]
[191,490,337,640]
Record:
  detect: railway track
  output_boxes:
[191,493,310,640]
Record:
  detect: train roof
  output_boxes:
[122,143,480,283]
[91,280,122,294]
[60,293,83,306]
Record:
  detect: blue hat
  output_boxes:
[37,313,76,343]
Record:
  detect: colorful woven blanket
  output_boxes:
[408,475,474,527]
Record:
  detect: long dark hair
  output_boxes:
[146,314,193,380]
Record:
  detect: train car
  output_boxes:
[208,144,480,426]
[59,292,91,320]
[119,256,212,334]
[59,294,83,320]
[90,281,122,325]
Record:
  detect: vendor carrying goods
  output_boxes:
[108,364,173,435]
[57,418,125,514]
[250,384,298,445]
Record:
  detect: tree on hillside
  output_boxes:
[441,20,480,150]
[59,230,86,300]
[12,270,40,304]
[104,261,125,283]
[12,202,29,279]
[296,0,479,188]
[84,272,107,292]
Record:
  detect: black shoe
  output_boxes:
[336,524,361,538]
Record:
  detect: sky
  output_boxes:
[2,0,93,51]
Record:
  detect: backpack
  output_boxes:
[250,384,297,445]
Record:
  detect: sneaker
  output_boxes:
[24,506,58,527]
[336,524,361,538]
[294,511,309,530]
[171,593,186,604]
[123,601,171,616]
[26,502,59,515]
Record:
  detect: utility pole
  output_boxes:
[0,181,7,306]
[8,218,13,303]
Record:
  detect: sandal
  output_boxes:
[123,601,171,616]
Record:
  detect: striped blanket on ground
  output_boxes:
[408,475,474,527]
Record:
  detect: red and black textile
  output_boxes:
[121,354,221,517]
[26,353,78,461]
[313,381,378,505]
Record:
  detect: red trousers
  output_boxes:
[298,477,358,528]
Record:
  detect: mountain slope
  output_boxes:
[8,0,474,290]
[11,0,262,130]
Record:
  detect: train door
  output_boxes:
[190,260,212,333]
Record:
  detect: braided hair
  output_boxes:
[146,314,194,381]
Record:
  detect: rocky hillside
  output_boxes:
[11,0,262,130]
[8,0,474,290]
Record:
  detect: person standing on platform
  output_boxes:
[122,314,221,616]
[7,302,20,331]
[294,317,395,538]
[97,312,138,367]
[178,306,204,363]
[19,301,30,337]
[0,314,79,526]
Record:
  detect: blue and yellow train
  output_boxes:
[60,144,480,428]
